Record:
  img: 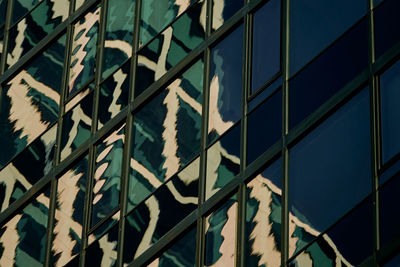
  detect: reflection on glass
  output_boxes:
[123,172,198,263]
[88,211,120,245]
[65,83,94,113]
[245,158,282,267]
[380,59,400,164]
[91,125,125,227]
[135,0,205,96]
[251,0,280,93]
[212,0,243,31]
[247,89,281,164]
[289,88,371,253]
[0,0,7,25]
[0,124,56,212]
[52,156,89,267]
[130,59,203,203]
[85,223,118,267]
[98,62,130,128]
[12,0,40,24]
[148,227,197,267]
[205,195,237,267]
[60,91,93,161]
[7,0,69,68]
[289,0,366,75]
[140,0,199,46]
[289,18,368,129]
[101,0,135,79]
[375,0,400,58]
[69,5,100,95]
[384,253,400,267]
[0,34,65,168]
[208,24,243,144]
[206,124,240,199]
[0,189,50,266]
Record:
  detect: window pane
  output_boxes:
[208,24,243,144]
[375,0,400,58]
[380,173,400,246]
[0,0,7,25]
[289,88,371,252]
[212,0,243,31]
[12,0,40,24]
[85,223,118,267]
[251,0,280,93]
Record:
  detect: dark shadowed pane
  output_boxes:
[85,223,118,267]
[384,253,400,267]
[0,0,7,25]
[12,0,40,24]
[375,0,400,58]
[212,0,243,31]
[380,173,400,246]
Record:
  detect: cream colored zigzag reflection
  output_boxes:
[212,0,224,30]
[200,0,207,31]
[155,27,172,80]
[175,0,191,16]
[321,234,354,267]
[0,214,22,266]
[166,181,197,205]
[7,19,27,66]
[131,158,163,189]
[104,40,132,58]
[51,0,69,21]
[177,157,200,185]
[98,234,118,266]
[107,69,127,118]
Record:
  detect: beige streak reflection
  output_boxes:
[7,19,27,66]
[98,234,118,266]
[51,0,69,21]
[0,214,22,266]
[104,40,132,57]
[212,0,224,30]
[107,69,127,118]
[175,0,191,15]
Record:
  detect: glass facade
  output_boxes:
[0,0,399,266]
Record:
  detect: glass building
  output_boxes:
[0,0,399,266]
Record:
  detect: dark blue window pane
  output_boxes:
[380,60,400,164]
[290,0,366,75]
[384,253,400,267]
[289,18,368,130]
[208,24,243,144]
[289,88,371,243]
[375,0,400,58]
[247,89,281,164]
[212,0,243,31]
[251,0,280,93]
[380,173,400,246]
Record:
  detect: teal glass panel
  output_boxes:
[69,5,100,95]
[204,195,237,266]
[0,0,7,25]
[98,62,130,129]
[0,188,50,266]
[101,0,135,79]
[85,223,118,266]
[212,0,243,31]
[60,91,93,161]
[206,124,240,199]
[91,125,125,227]
[7,0,69,68]
[135,0,205,96]
[51,156,89,267]
[0,124,56,212]
[245,158,282,267]
[12,0,40,24]
[130,59,203,207]
[0,34,65,168]
[140,0,198,46]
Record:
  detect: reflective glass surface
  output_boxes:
[98,62,130,129]
[7,0,68,68]
[101,0,135,79]
[139,0,198,46]
[251,0,280,93]
[69,5,100,95]
[208,24,243,144]
[0,35,65,168]
[148,227,197,267]
[289,0,366,75]
[0,124,56,212]
[86,223,118,267]
[375,0,400,58]
[289,18,368,129]
[135,1,205,96]
[130,59,203,200]
[91,125,125,227]
[212,0,243,31]
[0,0,7,25]
[11,0,40,24]
[65,83,94,113]
[123,172,198,263]
[289,88,371,252]
[206,124,240,199]
[380,59,400,164]
[205,195,237,266]
[88,211,120,245]
[0,189,50,266]
[384,253,400,267]
[60,91,93,161]
[247,89,281,164]
[245,158,282,267]
[380,173,400,246]
[52,156,89,267]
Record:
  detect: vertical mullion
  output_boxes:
[117,0,141,265]
[0,0,13,74]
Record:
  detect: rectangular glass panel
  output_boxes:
[91,125,125,227]
[135,0,205,96]
[52,156,89,267]
[206,124,240,199]
[204,195,237,266]
[0,34,65,168]
[85,223,118,267]
[123,170,198,264]
[375,0,400,58]
[130,59,203,199]
[60,91,93,161]
[7,0,69,68]
[69,5,100,95]
[0,188,50,266]
[212,0,243,31]
[0,124,56,212]
[289,88,371,254]
[208,24,243,144]
[101,0,135,79]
